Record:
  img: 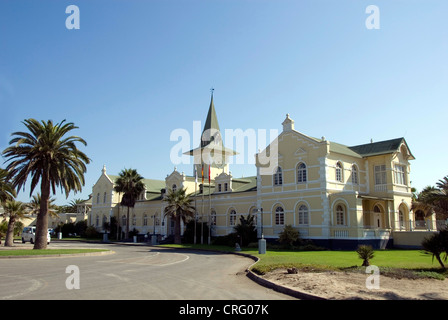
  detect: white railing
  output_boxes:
[393,220,447,231]
[374,184,387,192]
[333,229,349,238]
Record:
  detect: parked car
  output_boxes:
[21,226,51,244]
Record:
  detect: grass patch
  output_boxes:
[0,249,108,256]
[159,244,447,280]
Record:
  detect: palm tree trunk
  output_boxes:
[126,206,130,240]
[34,176,50,249]
[436,254,446,269]
[174,215,181,244]
[4,217,15,247]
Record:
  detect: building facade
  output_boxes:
[89,95,436,249]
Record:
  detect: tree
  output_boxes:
[0,168,16,204]
[356,245,375,267]
[27,193,59,218]
[278,225,300,248]
[1,200,28,246]
[67,198,84,213]
[2,119,90,249]
[421,230,448,269]
[113,168,145,239]
[233,214,257,247]
[163,187,195,244]
[412,176,448,221]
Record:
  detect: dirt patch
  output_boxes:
[262,268,448,300]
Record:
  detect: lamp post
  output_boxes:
[258,208,266,254]
[151,214,157,245]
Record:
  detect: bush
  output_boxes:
[278,225,300,248]
[356,245,375,266]
[75,220,88,237]
[421,230,448,269]
[85,226,99,238]
[183,220,209,244]
[212,233,240,247]
[233,214,257,247]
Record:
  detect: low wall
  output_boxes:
[392,231,437,249]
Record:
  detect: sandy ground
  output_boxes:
[262,268,448,300]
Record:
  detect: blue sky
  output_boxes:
[1,0,447,205]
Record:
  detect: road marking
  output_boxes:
[155,253,190,266]
[0,276,43,299]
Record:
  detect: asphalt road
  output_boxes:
[0,242,296,300]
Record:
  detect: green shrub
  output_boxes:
[278,225,300,248]
[85,226,99,238]
[356,245,375,266]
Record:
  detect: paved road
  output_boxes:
[0,242,295,300]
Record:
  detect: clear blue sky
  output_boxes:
[1,0,447,205]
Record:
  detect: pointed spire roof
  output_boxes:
[183,90,238,157]
[201,91,222,148]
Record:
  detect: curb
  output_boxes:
[0,249,115,259]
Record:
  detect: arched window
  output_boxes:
[143,214,148,226]
[336,204,345,225]
[132,214,136,226]
[172,184,177,192]
[298,204,309,225]
[297,163,307,183]
[336,162,343,182]
[96,193,100,204]
[415,210,425,228]
[103,192,107,203]
[275,206,285,225]
[229,209,237,226]
[95,215,99,227]
[274,167,283,186]
[351,165,358,184]
[122,215,127,226]
[399,210,404,229]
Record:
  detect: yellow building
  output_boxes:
[89,95,436,249]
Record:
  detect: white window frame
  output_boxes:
[297,163,307,183]
[298,204,309,225]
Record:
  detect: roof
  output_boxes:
[106,173,165,193]
[201,93,222,149]
[348,138,414,159]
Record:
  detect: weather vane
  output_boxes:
[210,87,214,95]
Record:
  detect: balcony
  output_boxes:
[374,184,387,192]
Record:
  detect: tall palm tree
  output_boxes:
[113,168,145,239]
[163,187,195,244]
[0,168,16,204]
[2,200,28,247]
[2,119,90,249]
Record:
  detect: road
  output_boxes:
[0,242,295,300]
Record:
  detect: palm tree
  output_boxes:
[356,245,375,267]
[163,187,195,244]
[0,168,16,204]
[2,119,90,249]
[234,214,258,247]
[421,230,448,269]
[412,176,448,221]
[67,198,84,213]
[1,200,28,247]
[113,168,145,239]
[27,193,59,218]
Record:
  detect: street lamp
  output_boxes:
[258,208,266,254]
